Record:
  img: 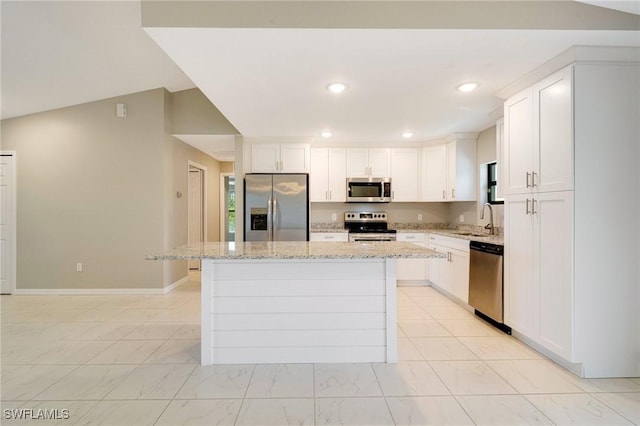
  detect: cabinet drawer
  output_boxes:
[397,233,426,243]
[427,234,470,252]
[310,232,348,242]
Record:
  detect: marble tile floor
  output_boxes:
[1,275,639,425]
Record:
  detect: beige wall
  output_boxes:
[171,88,238,135]
[311,202,449,226]
[1,88,226,291]
[1,89,166,290]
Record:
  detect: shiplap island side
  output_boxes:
[148,241,442,365]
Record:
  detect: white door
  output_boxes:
[327,148,347,201]
[310,148,329,201]
[346,148,369,177]
[280,143,310,172]
[188,167,204,270]
[367,148,391,176]
[422,145,447,201]
[504,194,535,335]
[504,88,534,195]
[251,144,280,172]
[0,153,16,294]
[391,148,419,201]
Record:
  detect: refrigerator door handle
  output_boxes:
[272,196,278,241]
[267,196,273,241]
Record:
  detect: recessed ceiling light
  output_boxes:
[402,132,414,138]
[327,82,348,94]
[321,131,333,138]
[457,82,479,93]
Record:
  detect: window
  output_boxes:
[487,162,503,204]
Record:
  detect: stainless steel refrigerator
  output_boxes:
[244,174,309,241]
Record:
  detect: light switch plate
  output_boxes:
[459,214,465,223]
[331,213,337,221]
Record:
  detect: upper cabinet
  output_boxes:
[504,66,573,195]
[250,143,310,173]
[390,148,419,201]
[421,135,477,201]
[346,148,390,177]
[310,148,346,202]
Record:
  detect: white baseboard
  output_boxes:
[397,279,430,287]
[510,329,584,377]
[13,276,190,296]
[163,276,189,294]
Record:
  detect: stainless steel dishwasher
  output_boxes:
[468,241,511,333]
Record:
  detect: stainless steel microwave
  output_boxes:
[346,177,392,203]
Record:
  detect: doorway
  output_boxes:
[1,152,16,294]
[220,173,236,242]
[188,162,207,270]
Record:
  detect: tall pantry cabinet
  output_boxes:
[503,59,640,378]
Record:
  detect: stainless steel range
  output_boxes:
[344,211,397,242]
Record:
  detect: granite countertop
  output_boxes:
[147,241,444,261]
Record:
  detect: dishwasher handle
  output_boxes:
[469,241,503,256]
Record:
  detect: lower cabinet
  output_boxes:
[504,191,574,360]
[396,233,427,281]
[426,234,470,303]
[309,232,349,242]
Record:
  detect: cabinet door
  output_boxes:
[535,191,574,359]
[310,148,329,201]
[504,88,534,195]
[496,117,505,199]
[391,148,419,201]
[534,67,574,193]
[422,145,447,201]
[346,148,369,177]
[281,143,310,172]
[327,148,347,201]
[251,144,280,172]
[447,138,477,201]
[450,250,470,303]
[504,194,535,335]
[368,148,391,176]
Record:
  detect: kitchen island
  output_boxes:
[148,241,441,365]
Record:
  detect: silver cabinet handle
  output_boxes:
[452,189,456,198]
[267,197,273,241]
[526,198,530,215]
[532,171,537,188]
[329,190,332,200]
[325,236,335,239]
[392,190,395,200]
[532,198,537,215]
[442,190,446,199]
[526,172,531,188]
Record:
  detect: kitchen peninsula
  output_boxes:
[148,241,441,365]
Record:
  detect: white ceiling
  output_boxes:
[2,1,640,159]
[0,1,194,119]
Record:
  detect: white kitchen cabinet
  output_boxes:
[426,234,470,303]
[310,148,346,202]
[496,117,505,200]
[421,145,447,201]
[346,148,390,177]
[504,191,573,359]
[503,57,640,378]
[446,137,477,201]
[396,233,426,281]
[250,143,310,173]
[421,135,476,202]
[390,148,419,201]
[309,232,349,242]
[503,66,573,196]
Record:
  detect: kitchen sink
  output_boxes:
[454,231,487,237]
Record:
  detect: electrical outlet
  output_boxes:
[331,213,337,221]
[76,262,83,272]
[418,214,423,221]
[459,214,465,223]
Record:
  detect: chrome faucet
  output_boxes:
[481,203,494,235]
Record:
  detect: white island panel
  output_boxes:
[201,258,397,365]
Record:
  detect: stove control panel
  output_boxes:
[344,212,388,222]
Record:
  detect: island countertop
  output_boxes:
[147,241,443,261]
